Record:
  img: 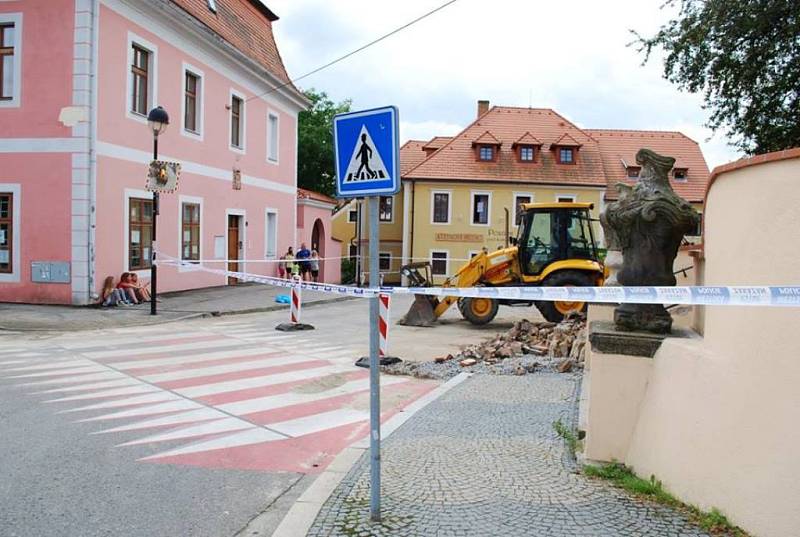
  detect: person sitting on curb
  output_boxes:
[116,273,139,305]
[99,276,129,307]
[130,272,153,302]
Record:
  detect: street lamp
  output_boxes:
[147,106,169,315]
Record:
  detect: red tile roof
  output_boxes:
[404,107,607,187]
[297,187,337,205]
[169,0,295,89]
[588,129,710,202]
[513,132,543,146]
[400,140,429,175]
[422,136,454,150]
[552,133,582,147]
[472,130,502,146]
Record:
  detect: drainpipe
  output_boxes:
[409,180,416,267]
[88,0,99,301]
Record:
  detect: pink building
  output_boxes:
[0,0,308,304]
[296,188,341,284]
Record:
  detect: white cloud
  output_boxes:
[267,0,743,168]
[400,120,463,143]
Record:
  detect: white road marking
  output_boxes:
[139,355,319,383]
[218,376,407,416]
[54,384,180,406]
[76,399,201,422]
[58,331,210,350]
[96,408,225,435]
[20,372,128,387]
[81,339,258,359]
[268,408,369,437]
[175,364,356,398]
[138,428,284,460]
[108,346,280,370]
[120,417,253,447]
[32,378,141,394]
[5,365,110,379]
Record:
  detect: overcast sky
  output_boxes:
[266,0,742,169]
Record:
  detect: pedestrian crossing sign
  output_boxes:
[333,106,400,198]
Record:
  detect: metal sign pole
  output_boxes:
[368,195,381,522]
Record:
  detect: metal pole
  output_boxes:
[368,195,381,522]
[150,136,158,315]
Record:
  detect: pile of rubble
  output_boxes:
[383,316,587,380]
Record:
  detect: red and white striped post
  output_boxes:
[276,275,314,331]
[290,276,302,324]
[378,293,390,357]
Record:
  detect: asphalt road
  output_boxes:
[0,295,528,536]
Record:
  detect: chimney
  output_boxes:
[477,100,490,118]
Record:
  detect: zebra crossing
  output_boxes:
[0,319,437,473]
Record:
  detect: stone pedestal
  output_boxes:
[580,320,693,463]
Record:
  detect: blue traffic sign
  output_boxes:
[333,106,400,198]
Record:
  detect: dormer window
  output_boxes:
[512,132,542,164]
[472,130,501,162]
[207,0,218,12]
[673,168,688,181]
[519,146,534,161]
[551,133,581,165]
[627,166,641,178]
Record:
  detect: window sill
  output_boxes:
[181,128,204,141]
[229,144,246,155]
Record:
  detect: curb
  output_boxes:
[271,372,472,537]
[0,296,357,333]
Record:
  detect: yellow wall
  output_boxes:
[405,181,606,283]
[331,193,405,284]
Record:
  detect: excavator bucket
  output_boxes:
[397,261,440,327]
[398,294,439,327]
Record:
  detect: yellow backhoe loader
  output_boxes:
[399,202,605,326]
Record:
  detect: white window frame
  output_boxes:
[0,183,21,282]
[468,250,481,259]
[267,111,279,164]
[177,195,203,272]
[470,190,492,227]
[555,193,577,203]
[124,188,155,279]
[379,251,392,271]
[181,62,204,140]
[264,208,279,259]
[126,32,158,124]
[512,192,534,227]
[430,249,449,276]
[348,209,358,223]
[379,195,394,224]
[229,88,246,154]
[0,13,22,108]
[430,189,452,225]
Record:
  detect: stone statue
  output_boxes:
[600,148,701,334]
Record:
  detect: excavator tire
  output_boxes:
[535,270,594,323]
[460,297,499,325]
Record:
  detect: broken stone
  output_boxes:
[459,358,477,367]
[557,358,575,373]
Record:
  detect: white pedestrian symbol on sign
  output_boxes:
[344,126,388,183]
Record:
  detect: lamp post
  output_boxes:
[147,106,169,315]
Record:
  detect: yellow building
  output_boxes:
[333,101,710,285]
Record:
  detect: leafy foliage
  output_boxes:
[297,89,352,195]
[633,0,800,154]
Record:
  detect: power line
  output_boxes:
[245,0,460,103]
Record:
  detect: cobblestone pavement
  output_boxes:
[307,374,709,536]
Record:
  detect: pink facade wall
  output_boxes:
[93,5,299,293]
[297,203,341,284]
[0,0,75,304]
[0,1,304,304]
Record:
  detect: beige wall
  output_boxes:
[583,154,800,537]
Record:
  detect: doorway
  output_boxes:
[227,214,243,285]
[311,218,325,280]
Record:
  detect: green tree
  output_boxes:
[634,0,800,154]
[297,89,352,195]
